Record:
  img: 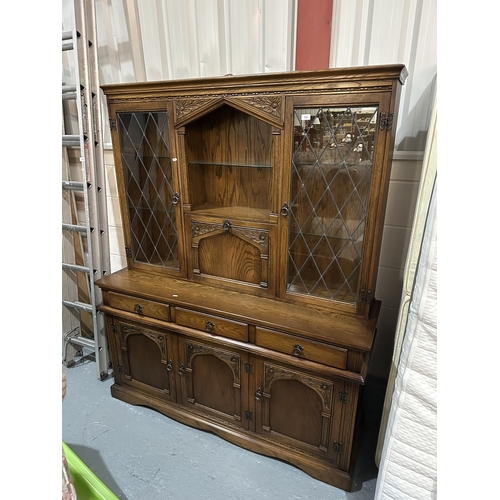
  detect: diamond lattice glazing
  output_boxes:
[287,107,378,303]
[118,112,179,269]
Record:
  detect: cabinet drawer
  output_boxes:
[176,308,248,342]
[107,292,170,322]
[255,327,347,369]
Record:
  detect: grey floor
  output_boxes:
[62,352,387,500]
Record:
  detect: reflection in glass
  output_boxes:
[287,107,378,303]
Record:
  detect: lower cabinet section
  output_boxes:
[105,314,364,491]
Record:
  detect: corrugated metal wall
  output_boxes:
[62,0,436,152]
[331,0,436,151]
[94,0,296,82]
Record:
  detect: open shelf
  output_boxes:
[189,204,272,222]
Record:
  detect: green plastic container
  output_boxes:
[62,442,119,500]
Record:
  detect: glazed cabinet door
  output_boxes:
[253,359,345,466]
[280,93,393,316]
[177,336,250,431]
[110,317,177,403]
[109,101,186,276]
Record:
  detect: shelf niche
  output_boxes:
[183,104,274,221]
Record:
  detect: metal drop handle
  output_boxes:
[179,364,185,376]
[166,360,173,372]
[172,192,179,205]
[222,220,232,231]
[134,304,143,315]
[292,344,303,357]
[255,388,263,401]
[280,203,289,216]
[205,321,215,333]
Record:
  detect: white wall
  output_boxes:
[64,0,436,381]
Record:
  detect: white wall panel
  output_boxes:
[330,0,437,152]
[89,0,294,83]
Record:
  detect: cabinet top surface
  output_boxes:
[96,268,379,351]
[101,64,407,97]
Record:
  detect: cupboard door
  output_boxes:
[177,337,249,430]
[254,359,344,465]
[187,216,276,295]
[113,319,177,403]
[111,103,185,276]
[281,96,392,316]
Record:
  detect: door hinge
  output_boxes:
[125,246,132,258]
[109,117,116,130]
[337,390,348,404]
[244,362,253,375]
[379,112,393,130]
[333,441,343,453]
[245,410,253,421]
[111,322,117,334]
[359,289,371,303]
[117,364,123,373]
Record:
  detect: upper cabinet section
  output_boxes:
[103,65,406,316]
[180,103,277,223]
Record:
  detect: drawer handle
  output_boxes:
[255,388,263,401]
[205,321,215,333]
[134,304,143,315]
[292,344,303,357]
[166,360,173,372]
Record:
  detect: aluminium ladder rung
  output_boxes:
[62,222,88,233]
[62,91,77,101]
[62,41,74,51]
[67,335,95,349]
[62,262,91,274]
[62,180,84,191]
[63,300,93,313]
[62,84,77,93]
[62,31,73,41]
[62,135,80,147]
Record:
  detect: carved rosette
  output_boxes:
[191,222,220,238]
[186,342,210,364]
[175,99,215,120]
[120,324,166,358]
[264,364,332,410]
[240,95,282,119]
[186,342,240,380]
[235,227,268,249]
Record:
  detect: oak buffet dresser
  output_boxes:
[96,64,407,491]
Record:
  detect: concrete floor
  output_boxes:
[62,353,386,500]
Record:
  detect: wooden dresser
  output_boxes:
[96,64,407,491]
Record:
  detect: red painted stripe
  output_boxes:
[295,0,333,70]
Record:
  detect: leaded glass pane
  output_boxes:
[287,106,377,303]
[118,111,179,270]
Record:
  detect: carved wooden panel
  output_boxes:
[256,361,336,459]
[117,321,175,400]
[191,220,269,288]
[180,339,245,427]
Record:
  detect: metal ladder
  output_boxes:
[62,0,111,380]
